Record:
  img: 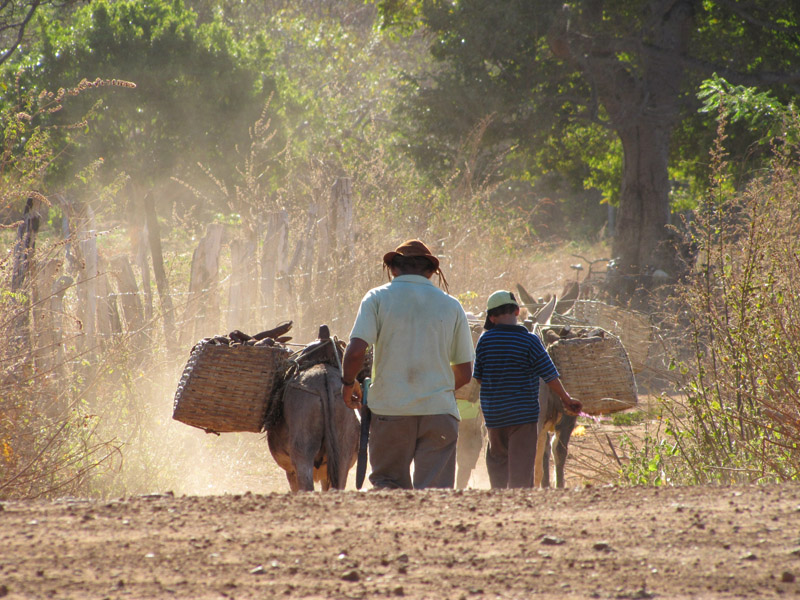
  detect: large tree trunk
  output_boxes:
[554,0,695,305]
[612,124,673,301]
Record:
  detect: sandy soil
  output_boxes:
[2,397,798,599]
[2,475,800,599]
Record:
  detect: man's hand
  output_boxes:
[342,381,363,410]
[341,338,368,410]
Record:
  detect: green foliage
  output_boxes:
[380,0,800,254]
[375,0,425,35]
[383,0,630,238]
[619,429,681,486]
[2,0,274,214]
[698,74,788,127]
[698,74,799,154]
[611,410,646,427]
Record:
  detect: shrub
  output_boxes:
[627,115,800,485]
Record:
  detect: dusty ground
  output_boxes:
[2,476,800,599]
[2,398,799,599]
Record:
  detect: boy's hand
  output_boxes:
[563,396,582,416]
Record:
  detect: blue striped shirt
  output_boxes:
[473,324,560,428]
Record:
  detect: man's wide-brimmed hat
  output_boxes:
[382,239,440,270]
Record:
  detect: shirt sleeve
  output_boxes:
[349,291,378,345]
[530,333,560,382]
[450,305,476,365]
[472,337,484,380]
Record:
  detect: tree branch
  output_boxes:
[671,49,800,91]
[0,0,42,66]
[713,0,798,34]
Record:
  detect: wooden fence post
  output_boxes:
[123,189,153,323]
[76,206,98,355]
[11,196,42,292]
[133,224,153,322]
[95,255,122,344]
[331,177,354,264]
[31,257,63,374]
[143,191,177,351]
[10,197,44,359]
[109,255,145,334]
[314,177,354,329]
[298,202,319,293]
[228,236,258,331]
[49,274,73,381]
[182,223,225,344]
[260,210,289,324]
[313,199,330,305]
[288,205,318,330]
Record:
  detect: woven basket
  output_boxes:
[544,328,638,415]
[565,301,653,374]
[173,341,291,433]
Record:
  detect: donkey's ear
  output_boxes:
[533,295,557,325]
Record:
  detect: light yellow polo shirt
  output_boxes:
[349,275,475,419]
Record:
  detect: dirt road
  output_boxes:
[2,482,800,599]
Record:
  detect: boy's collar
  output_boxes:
[491,323,528,331]
[490,314,519,327]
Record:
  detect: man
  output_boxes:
[341,239,474,489]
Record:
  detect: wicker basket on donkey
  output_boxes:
[542,327,638,415]
[566,300,653,375]
[173,340,291,433]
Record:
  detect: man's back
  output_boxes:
[350,274,473,417]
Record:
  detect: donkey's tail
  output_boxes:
[320,364,344,489]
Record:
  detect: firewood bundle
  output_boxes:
[542,324,605,347]
[199,321,293,348]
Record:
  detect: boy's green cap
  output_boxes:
[484,290,519,330]
[486,290,518,311]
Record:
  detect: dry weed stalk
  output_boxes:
[625,117,800,485]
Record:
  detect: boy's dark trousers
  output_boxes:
[486,422,538,488]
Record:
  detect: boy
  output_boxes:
[472,290,581,488]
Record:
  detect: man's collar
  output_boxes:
[391,274,435,286]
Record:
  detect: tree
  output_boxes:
[3,0,275,216]
[380,0,800,302]
[0,0,83,66]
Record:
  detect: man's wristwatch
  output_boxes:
[341,378,355,386]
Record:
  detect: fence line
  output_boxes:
[9,179,363,381]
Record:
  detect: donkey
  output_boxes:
[530,296,578,489]
[266,326,360,492]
